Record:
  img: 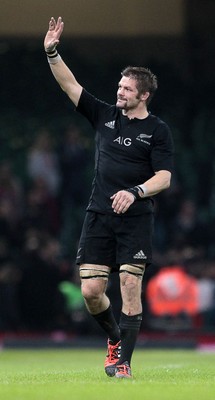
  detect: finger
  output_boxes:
[55,20,64,37]
[49,18,55,30]
[113,198,129,213]
[57,22,64,36]
[111,197,120,212]
[56,16,63,30]
[111,197,119,209]
[111,193,127,209]
[121,202,130,213]
[114,202,129,214]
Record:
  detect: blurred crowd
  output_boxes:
[0,122,215,334]
[0,123,90,333]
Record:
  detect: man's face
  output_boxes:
[116,76,141,110]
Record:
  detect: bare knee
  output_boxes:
[119,264,145,315]
[79,264,110,303]
[81,279,105,302]
[120,272,140,293]
[120,264,144,290]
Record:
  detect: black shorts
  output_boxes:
[76,211,154,269]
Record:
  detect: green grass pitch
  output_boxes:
[0,348,215,400]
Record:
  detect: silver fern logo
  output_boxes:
[136,133,152,145]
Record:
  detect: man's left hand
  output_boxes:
[110,190,135,214]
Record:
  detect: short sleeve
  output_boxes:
[151,122,174,173]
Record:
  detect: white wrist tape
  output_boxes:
[138,184,148,196]
[47,54,62,64]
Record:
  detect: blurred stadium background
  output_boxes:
[0,0,215,348]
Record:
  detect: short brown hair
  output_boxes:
[121,66,158,105]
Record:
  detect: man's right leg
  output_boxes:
[80,264,121,376]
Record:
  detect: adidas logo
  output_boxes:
[133,250,147,259]
[105,120,115,129]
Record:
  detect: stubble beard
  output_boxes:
[116,98,127,110]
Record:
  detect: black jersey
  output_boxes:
[77,89,174,215]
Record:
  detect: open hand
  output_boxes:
[44,17,64,52]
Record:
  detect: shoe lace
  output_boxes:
[108,342,121,361]
[116,364,130,374]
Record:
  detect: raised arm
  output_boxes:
[44,17,82,106]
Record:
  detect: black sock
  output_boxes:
[92,305,120,344]
[118,312,142,366]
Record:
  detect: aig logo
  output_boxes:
[113,136,132,146]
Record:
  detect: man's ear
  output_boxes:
[141,92,150,102]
